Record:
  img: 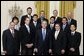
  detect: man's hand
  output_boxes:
[61,49,65,54]
[49,49,52,54]
[70,48,75,52]
[34,48,38,53]
[4,51,7,54]
[25,43,33,48]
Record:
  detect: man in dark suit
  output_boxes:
[2,22,20,55]
[53,10,62,24]
[37,10,48,24]
[20,7,33,26]
[67,24,81,55]
[19,17,34,55]
[61,17,70,55]
[61,17,70,33]
[67,12,77,27]
[34,20,52,55]
[47,16,55,32]
[51,23,66,55]
[30,14,41,39]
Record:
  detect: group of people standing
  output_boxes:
[2,7,81,55]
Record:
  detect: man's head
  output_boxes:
[12,16,19,25]
[24,17,30,25]
[70,24,76,32]
[53,10,58,17]
[41,20,48,29]
[40,10,45,18]
[67,11,73,19]
[27,7,32,15]
[9,22,15,30]
[54,23,60,31]
[33,14,38,22]
[62,17,68,24]
[50,16,55,23]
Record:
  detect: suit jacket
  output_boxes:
[20,15,33,26]
[2,29,20,54]
[47,24,55,32]
[51,30,66,55]
[68,19,77,27]
[37,17,49,24]
[35,29,52,54]
[19,25,34,50]
[30,21,41,37]
[67,32,81,55]
[61,23,70,33]
[54,17,62,24]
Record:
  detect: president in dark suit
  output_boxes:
[34,20,52,55]
[2,22,20,55]
[20,7,33,26]
[19,17,34,55]
[67,24,81,55]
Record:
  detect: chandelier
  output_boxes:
[9,2,23,17]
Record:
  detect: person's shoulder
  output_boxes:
[22,15,27,17]
[3,29,9,32]
[72,19,77,21]
[75,31,81,35]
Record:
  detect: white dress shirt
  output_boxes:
[10,29,14,37]
[27,14,31,20]
[25,24,30,33]
[71,31,75,35]
[33,21,37,27]
[54,30,60,40]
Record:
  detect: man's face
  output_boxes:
[53,10,58,17]
[70,25,76,31]
[67,12,73,19]
[9,22,15,30]
[33,16,38,21]
[40,12,45,17]
[41,21,47,29]
[25,18,30,25]
[13,19,18,25]
[27,9,32,15]
[55,24,60,31]
[50,18,55,23]
[62,18,67,24]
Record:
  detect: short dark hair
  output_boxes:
[62,17,67,21]
[50,16,55,20]
[33,14,38,17]
[54,23,61,27]
[27,7,32,11]
[70,24,77,30]
[12,16,19,23]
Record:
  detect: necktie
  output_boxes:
[11,30,14,37]
[27,26,30,33]
[42,29,46,41]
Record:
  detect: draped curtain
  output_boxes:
[59,1,76,18]
[35,1,50,20]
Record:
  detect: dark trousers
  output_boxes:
[21,48,33,55]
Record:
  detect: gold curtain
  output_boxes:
[35,1,50,20]
[59,1,76,18]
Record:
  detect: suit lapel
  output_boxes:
[8,29,14,38]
